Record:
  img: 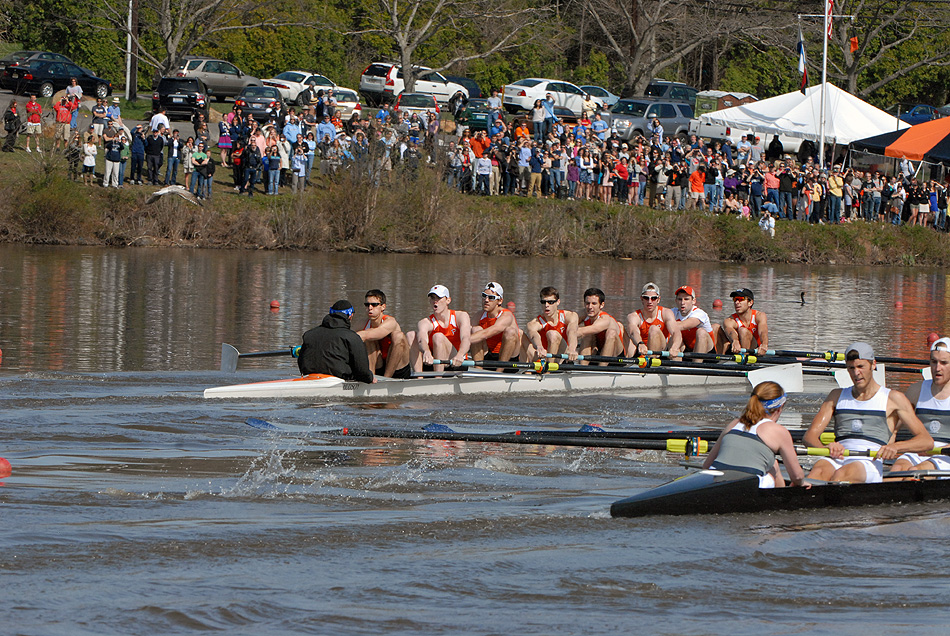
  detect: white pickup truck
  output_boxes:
[688,119,803,153]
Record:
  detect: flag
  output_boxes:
[826,0,834,38]
[850,36,859,53]
[797,25,808,95]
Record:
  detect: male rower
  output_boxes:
[670,285,719,356]
[722,288,768,355]
[625,282,680,356]
[888,337,950,475]
[523,286,579,362]
[408,284,472,373]
[470,281,521,364]
[356,289,411,378]
[577,287,624,364]
[297,300,375,383]
[802,342,933,483]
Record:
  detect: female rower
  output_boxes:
[702,381,809,488]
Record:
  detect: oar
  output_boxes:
[549,353,758,370]
[743,348,929,366]
[647,350,763,364]
[220,343,296,372]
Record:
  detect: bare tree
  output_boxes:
[347,0,552,92]
[582,0,782,96]
[824,0,950,97]
[90,0,315,75]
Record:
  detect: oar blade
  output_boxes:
[221,343,240,373]
[747,363,803,393]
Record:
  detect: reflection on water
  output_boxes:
[0,244,947,373]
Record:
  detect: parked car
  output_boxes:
[152,76,210,121]
[527,106,578,134]
[501,78,602,118]
[332,87,362,120]
[604,98,693,141]
[393,92,439,118]
[174,56,259,100]
[643,80,698,105]
[458,98,492,131]
[886,103,942,125]
[261,70,335,106]
[359,62,468,106]
[1,60,111,98]
[580,85,620,108]
[234,85,285,123]
[445,75,482,99]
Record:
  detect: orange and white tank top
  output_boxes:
[363,315,394,360]
[636,306,670,341]
[536,310,567,340]
[428,310,462,351]
[583,311,622,349]
[731,309,761,345]
[479,308,513,354]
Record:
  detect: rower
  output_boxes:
[470,281,521,365]
[408,284,472,373]
[577,287,624,364]
[523,286,579,362]
[703,381,808,488]
[888,337,950,475]
[625,282,680,356]
[803,342,933,483]
[297,300,375,383]
[356,289,411,378]
[670,285,719,356]
[722,287,768,355]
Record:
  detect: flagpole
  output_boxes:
[819,0,830,168]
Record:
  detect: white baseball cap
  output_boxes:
[484,282,504,298]
[428,284,450,298]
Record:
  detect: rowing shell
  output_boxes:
[610,469,950,518]
[204,368,753,399]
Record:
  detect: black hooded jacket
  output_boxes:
[297,313,374,383]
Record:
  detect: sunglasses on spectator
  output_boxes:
[641,295,659,301]
[481,293,500,300]
[364,302,381,307]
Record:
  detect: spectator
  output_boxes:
[144,127,166,185]
[129,125,146,185]
[102,129,124,188]
[3,100,21,152]
[81,134,97,185]
[149,106,170,133]
[65,78,82,132]
[24,94,42,153]
[52,96,74,150]
[164,129,183,185]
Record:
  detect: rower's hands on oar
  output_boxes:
[566,348,578,362]
[635,342,648,356]
[422,350,435,366]
[875,444,901,460]
[827,441,846,459]
[450,353,466,368]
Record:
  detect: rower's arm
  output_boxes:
[625,311,644,355]
[415,318,434,359]
[525,318,544,353]
[879,391,933,458]
[722,316,739,347]
[565,312,580,359]
[772,427,806,487]
[802,391,839,449]
[357,319,398,342]
[756,312,769,353]
[469,312,511,345]
[663,309,683,355]
[576,315,608,338]
[453,312,473,364]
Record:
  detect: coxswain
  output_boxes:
[803,342,933,483]
[721,288,768,355]
[297,300,375,383]
[888,337,950,475]
[470,282,521,365]
[523,286,579,362]
[577,287,624,364]
[703,381,808,488]
[408,284,472,373]
[356,289,411,378]
[670,285,719,356]
[625,282,680,356]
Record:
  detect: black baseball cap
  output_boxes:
[730,288,755,300]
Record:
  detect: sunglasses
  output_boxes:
[481,293,500,300]
[540,299,558,305]
[732,296,747,302]
[641,295,659,301]
[364,302,381,307]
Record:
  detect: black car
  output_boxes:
[152,77,210,121]
[445,75,482,99]
[1,60,111,98]
[234,85,286,123]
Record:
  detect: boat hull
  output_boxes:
[204,370,748,399]
[610,470,950,517]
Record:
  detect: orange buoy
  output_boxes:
[928,332,939,345]
[0,457,11,478]
[895,301,903,308]
[270,300,280,309]
[506,301,516,311]
[712,299,723,309]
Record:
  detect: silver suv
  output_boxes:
[174,56,260,100]
[359,62,467,107]
[604,99,694,142]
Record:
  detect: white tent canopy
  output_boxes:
[698,84,908,145]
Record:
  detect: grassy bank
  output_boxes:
[0,148,947,266]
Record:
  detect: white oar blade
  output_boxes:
[923,367,933,381]
[747,363,803,393]
[221,343,240,373]
[834,363,887,388]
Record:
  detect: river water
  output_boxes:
[2,245,949,635]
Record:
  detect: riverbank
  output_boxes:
[0,149,947,266]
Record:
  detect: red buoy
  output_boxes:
[895,301,904,308]
[928,332,939,345]
[712,299,723,309]
[506,301,516,311]
[270,300,280,309]
[0,457,11,478]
